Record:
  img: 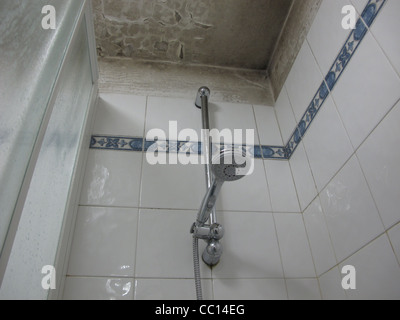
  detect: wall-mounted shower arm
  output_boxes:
[195,86,216,225]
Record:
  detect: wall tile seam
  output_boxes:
[357,1,400,80]
[315,230,398,281]
[90,0,387,163]
[284,0,387,160]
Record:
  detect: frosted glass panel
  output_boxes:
[0,17,93,299]
[0,0,84,253]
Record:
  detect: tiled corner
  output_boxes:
[63,0,396,300]
[339,234,400,300]
[307,0,354,75]
[357,100,400,229]
[274,86,297,144]
[93,93,146,137]
[286,278,321,300]
[284,40,324,123]
[274,213,316,278]
[302,96,354,192]
[253,105,283,146]
[289,141,318,212]
[303,196,337,276]
[387,223,400,265]
[264,160,300,213]
[318,267,347,300]
[369,0,400,76]
[331,32,400,150]
[319,155,385,262]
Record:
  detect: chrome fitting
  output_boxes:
[202,239,223,267]
[191,223,224,241]
[195,86,211,109]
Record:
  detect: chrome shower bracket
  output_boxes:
[190,222,224,241]
[190,222,224,267]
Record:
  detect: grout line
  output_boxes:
[70,0,392,300]
[385,222,400,268]
[92,1,387,165]
[317,229,392,279]
[271,213,289,300]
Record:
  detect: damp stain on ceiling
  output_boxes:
[92,0,293,70]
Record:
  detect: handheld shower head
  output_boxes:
[196,149,251,225]
[211,149,248,182]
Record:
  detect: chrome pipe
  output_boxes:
[195,87,216,225]
[196,179,223,226]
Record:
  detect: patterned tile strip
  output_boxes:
[90,0,386,161]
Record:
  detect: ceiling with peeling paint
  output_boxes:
[92,0,293,70]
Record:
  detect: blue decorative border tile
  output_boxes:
[284,0,386,159]
[91,136,268,159]
[91,136,143,152]
[261,145,287,160]
[90,0,386,162]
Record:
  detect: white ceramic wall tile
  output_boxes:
[274,213,316,278]
[307,0,353,75]
[331,32,400,150]
[216,159,272,212]
[264,160,300,213]
[286,278,321,300]
[289,141,318,211]
[319,155,385,262]
[209,101,259,145]
[370,0,400,76]
[253,105,283,146]
[135,209,211,279]
[357,101,400,229]
[303,197,337,276]
[63,277,134,300]
[79,150,142,207]
[213,279,287,300]
[212,212,283,279]
[140,156,205,210]
[318,267,347,300]
[274,86,297,144]
[350,0,369,14]
[135,279,213,300]
[387,223,400,265]
[303,96,354,192]
[340,234,400,300]
[67,206,138,277]
[93,94,146,136]
[145,96,202,141]
[284,40,324,122]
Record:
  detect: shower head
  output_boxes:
[211,149,249,182]
[196,148,250,226]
